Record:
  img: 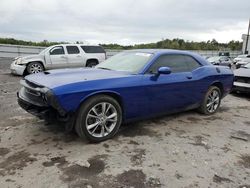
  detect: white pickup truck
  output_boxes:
[10,44,107,75]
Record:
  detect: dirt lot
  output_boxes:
[0,57,250,188]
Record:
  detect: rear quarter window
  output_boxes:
[184,56,201,71]
[81,46,105,53]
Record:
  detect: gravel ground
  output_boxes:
[0,58,250,188]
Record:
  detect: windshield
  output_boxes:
[207,56,221,62]
[96,52,153,73]
[243,63,250,69]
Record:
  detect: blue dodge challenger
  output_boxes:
[17,49,234,142]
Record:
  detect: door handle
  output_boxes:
[76,55,81,57]
[186,75,192,79]
[60,55,67,59]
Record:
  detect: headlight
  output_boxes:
[15,58,23,65]
[41,93,48,103]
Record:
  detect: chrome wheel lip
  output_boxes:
[30,64,43,74]
[85,102,118,138]
[206,90,220,113]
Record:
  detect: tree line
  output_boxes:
[101,38,243,51]
[0,37,243,51]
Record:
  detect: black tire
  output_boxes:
[27,62,44,74]
[198,86,221,115]
[86,60,98,67]
[75,95,122,142]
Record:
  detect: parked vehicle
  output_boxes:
[233,54,250,64]
[235,57,250,69]
[207,56,232,68]
[10,44,106,75]
[17,49,234,142]
[219,51,230,57]
[233,63,250,93]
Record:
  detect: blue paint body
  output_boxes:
[25,49,234,122]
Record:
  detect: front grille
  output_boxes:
[235,76,250,84]
[18,97,31,111]
[23,88,46,105]
[25,88,41,96]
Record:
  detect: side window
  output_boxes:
[81,46,105,53]
[184,56,200,71]
[147,55,189,74]
[50,46,64,55]
[66,46,80,54]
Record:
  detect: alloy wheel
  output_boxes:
[85,102,118,138]
[206,89,220,113]
[30,63,43,73]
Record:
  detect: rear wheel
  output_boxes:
[27,62,44,74]
[198,86,221,115]
[86,60,98,67]
[75,95,122,142]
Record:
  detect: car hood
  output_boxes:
[234,68,250,77]
[22,55,42,60]
[25,68,132,89]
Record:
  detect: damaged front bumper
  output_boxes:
[10,60,26,76]
[17,79,67,119]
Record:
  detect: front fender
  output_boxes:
[21,57,45,66]
[55,90,123,112]
[78,90,123,110]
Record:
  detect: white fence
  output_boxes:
[0,44,242,59]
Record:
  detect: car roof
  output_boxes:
[50,44,101,47]
[63,44,101,46]
[126,49,210,66]
[126,49,189,54]
[126,49,205,57]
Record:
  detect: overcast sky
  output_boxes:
[0,0,249,45]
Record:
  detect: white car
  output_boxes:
[235,57,250,69]
[233,54,250,64]
[10,44,106,75]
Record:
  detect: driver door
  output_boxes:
[143,54,202,116]
[49,46,68,69]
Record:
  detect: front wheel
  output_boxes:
[27,62,44,74]
[75,95,122,142]
[198,86,221,115]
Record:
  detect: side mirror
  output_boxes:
[158,67,171,75]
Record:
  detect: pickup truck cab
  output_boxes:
[10,44,106,75]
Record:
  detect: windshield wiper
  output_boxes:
[97,67,112,70]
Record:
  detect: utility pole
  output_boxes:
[245,18,250,54]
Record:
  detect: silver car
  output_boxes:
[10,44,107,75]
